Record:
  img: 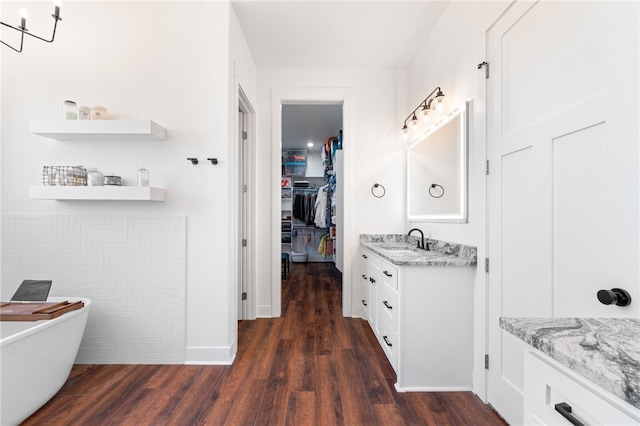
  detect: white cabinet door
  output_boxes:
[486,1,639,424]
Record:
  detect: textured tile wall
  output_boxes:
[1,215,186,363]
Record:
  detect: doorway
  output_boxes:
[281,104,342,268]
[271,88,353,318]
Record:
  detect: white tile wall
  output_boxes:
[1,215,186,363]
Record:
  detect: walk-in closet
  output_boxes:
[281,104,343,275]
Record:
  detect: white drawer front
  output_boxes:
[380,261,398,290]
[380,321,398,373]
[362,249,381,271]
[524,350,640,426]
[380,282,398,331]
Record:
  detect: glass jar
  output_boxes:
[91,106,107,120]
[87,169,104,186]
[62,100,78,120]
[78,105,91,120]
[137,167,149,187]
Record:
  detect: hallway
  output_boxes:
[23,263,506,425]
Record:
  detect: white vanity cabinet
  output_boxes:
[524,349,640,425]
[360,249,381,334]
[360,247,475,392]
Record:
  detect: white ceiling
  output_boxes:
[231,0,448,69]
[282,104,343,151]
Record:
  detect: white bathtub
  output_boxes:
[0,297,91,426]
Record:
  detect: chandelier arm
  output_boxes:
[0,23,25,52]
[23,16,61,43]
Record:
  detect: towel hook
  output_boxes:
[429,183,444,198]
[187,158,199,165]
[371,183,386,198]
[207,158,218,165]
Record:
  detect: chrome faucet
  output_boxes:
[408,228,426,250]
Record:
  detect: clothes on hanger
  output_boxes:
[293,190,317,225]
[314,185,328,228]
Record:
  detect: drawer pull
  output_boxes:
[383,336,393,347]
[383,300,393,310]
[554,402,585,426]
[383,270,393,277]
[362,299,367,306]
[362,254,368,259]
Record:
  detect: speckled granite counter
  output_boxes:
[500,317,640,409]
[360,234,477,266]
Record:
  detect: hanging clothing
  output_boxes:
[314,185,328,228]
[293,191,317,225]
[317,234,333,257]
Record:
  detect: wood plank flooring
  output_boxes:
[22,262,507,425]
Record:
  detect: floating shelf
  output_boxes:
[30,120,167,141]
[29,186,166,201]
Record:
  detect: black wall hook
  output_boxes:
[207,158,218,165]
[187,158,198,165]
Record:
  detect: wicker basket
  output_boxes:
[42,166,87,186]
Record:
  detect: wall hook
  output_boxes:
[207,158,218,165]
[187,158,198,165]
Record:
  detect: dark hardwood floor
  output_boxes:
[23,262,506,425]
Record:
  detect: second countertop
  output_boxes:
[360,234,477,266]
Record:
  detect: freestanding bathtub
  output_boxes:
[0,297,91,425]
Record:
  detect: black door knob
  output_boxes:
[597,288,632,307]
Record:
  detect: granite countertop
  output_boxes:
[360,234,477,266]
[500,317,640,409]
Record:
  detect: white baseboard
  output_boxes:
[185,344,236,365]
[394,383,473,393]
[256,305,273,318]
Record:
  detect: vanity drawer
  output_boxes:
[379,282,398,331]
[361,248,381,271]
[524,350,640,426]
[380,320,398,373]
[380,260,398,290]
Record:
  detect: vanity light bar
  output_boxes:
[400,87,446,141]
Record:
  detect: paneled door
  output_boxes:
[486,1,639,423]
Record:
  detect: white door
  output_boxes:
[486,1,639,424]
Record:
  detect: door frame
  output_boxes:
[271,87,353,317]
[238,86,256,320]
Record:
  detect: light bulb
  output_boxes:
[419,106,431,125]
[401,125,409,141]
[432,92,447,115]
[410,114,419,131]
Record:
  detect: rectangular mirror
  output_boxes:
[407,102,469,223]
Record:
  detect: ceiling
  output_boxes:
[282,104,343,152]
[231,0,448,69]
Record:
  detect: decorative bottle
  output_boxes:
[62,100,78,120]
[137,167,149,187]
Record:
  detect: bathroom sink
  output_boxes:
[382,249,420,256]
[377,243,416,250]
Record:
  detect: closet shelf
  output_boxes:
[29,186,166,201]
[30,120,167,140]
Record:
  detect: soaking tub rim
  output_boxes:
[0,296,91,347]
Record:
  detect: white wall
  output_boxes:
[406,1,509,400]
[255,69,407,316]
[1,1,257,364]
